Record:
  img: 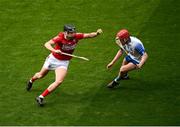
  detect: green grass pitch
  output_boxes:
[0,0,180,125]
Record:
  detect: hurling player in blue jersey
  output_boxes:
[107,29,148,88]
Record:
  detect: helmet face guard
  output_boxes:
[64,24,76,33]
[63,24,76,40]
[120,38,130,45]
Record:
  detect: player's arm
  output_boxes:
[83,29,103,38]
[136,52,148,69]
[134,43,148,69]
[107,49,123,69]
[44,36,62,54]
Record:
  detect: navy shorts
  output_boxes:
[125,55,139,65]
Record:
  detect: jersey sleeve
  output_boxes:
[75,33,84,40]
[52,33,63,43]
[135,43,145,56]
[52,36,61,43]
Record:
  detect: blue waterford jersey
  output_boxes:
[122,36,145,63]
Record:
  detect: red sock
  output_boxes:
[31,77,37,82]
[41,89,50,97]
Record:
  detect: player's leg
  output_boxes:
[121,58,130,79]
[26,67,49,91]
[47,67,67,92]
[36,67,67,106]
[26,55,52,91]
[107,59,127,88]
[107,62,136,88]
[119,62,136,79]
[31,67,49,82]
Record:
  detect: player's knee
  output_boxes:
[55,80,63,85]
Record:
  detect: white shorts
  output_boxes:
[43,54,69,70]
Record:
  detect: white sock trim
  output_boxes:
[39,95,44,98]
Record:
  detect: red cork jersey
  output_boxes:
[51,32,84,60]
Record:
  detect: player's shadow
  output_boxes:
[103,77,159,92]
[32,78,162,107]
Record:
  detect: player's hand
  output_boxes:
[96,29,103,35]
[107,62,114,69]
[136,64,142,69]
[54,50,62,54]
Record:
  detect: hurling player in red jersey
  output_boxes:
[26,24,103,106]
